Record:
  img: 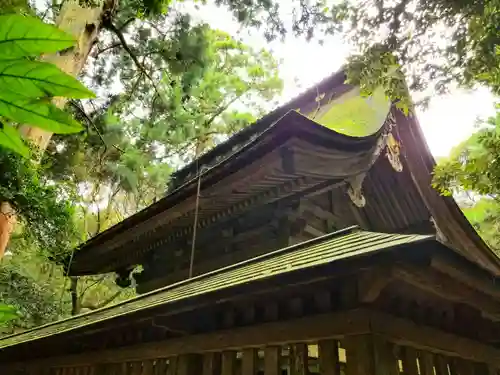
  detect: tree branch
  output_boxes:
[70,100,124,155]
[103,20,164,102]
[94,42,121,58]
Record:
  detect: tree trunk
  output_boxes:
[0,0,108,259]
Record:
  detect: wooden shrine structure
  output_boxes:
[1,70,500,375]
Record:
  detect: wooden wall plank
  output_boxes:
[166,357,178,375]
[371,336,399,375]
[242,348,257,375]
[203,352,222,375]
[403,347,419,375]
[222,351,236,375]
[264,347,280,375]
[344,335,372,375]
[154,359,168,375]
[435,356,450,375]
[418,351,435,375]
[177,354,202,375]
[290,343,308,375]
[142,360,155,375]
[318,340,339,375]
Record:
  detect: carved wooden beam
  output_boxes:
[392,264,500,321]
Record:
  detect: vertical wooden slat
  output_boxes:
[371,336,399,375]
[318,340,340,375]
[222,351,236,375]
[155,359,168,375]
[130,361,143,375]
[166,357,178,375]
[143,360,155,375]
[419,351,435,375]
[264,346,280,375]
[177,354,202,375]
[242,348,257,375]
[435,356,449,375]
[290,343,308,375]
[488,365,498,375]
[344,335,372,375]
[203,352,222,375]
[403,347,419,375]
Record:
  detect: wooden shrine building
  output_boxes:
[2,70,500,375]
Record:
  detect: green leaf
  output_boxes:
[0,14,75,59]
[0,303,18,325]
[0,123,30,157]
[0,60,95,99]
[0,90,82,133]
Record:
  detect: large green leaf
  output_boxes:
[0,14,75,59]
[0,303,18,325]
[0,90,82,133]
[0,60,95,99]
[0,123,30,157]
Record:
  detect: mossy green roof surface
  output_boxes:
[0,228,433,349]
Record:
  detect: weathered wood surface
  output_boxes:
[3,309,500,374]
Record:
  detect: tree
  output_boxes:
[326,0,499,107]
[0,12,283,320]
[433,107,500,254]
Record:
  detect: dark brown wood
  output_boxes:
[3,309,370,369]
[393,265,500,321]
[358,268,392,303]
[314,290,332,312]
[371,336,399,375]
[430,256,500,300]
[344,335,372,375]
[142,360,154,375]
[221,351,236,375]
[242,348,258,375]
[453,358,475,375]
[154,359,168,375]
[166,357,178,375]
[418,351,435,375]
[318,340,339,375]
[435,355,450,375]
[402,347,419,375]
[290,343,308,375]
[202,352,222,375]
[264,347,280,375]
[370,311,500,365]
[177,354,202,375]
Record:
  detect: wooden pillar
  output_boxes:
[264,346,281,375]
[290,343,308,375]
[177,354,202,375]
[318,340,340,375]
[203,352,222,375]
[419,351,435,375]
[222,351,236,375]
[402,347,419,375]
[242,349,258,375]
[344,335,373,375]
[371,336,399,375]
[167,357,178,375]
[155,359,168,375]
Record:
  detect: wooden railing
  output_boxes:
[39,337,499,375]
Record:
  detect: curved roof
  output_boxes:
[66,70,500,277]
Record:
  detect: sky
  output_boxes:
[181,2,498,158]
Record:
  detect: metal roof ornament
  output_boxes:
[347,173,366,208]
